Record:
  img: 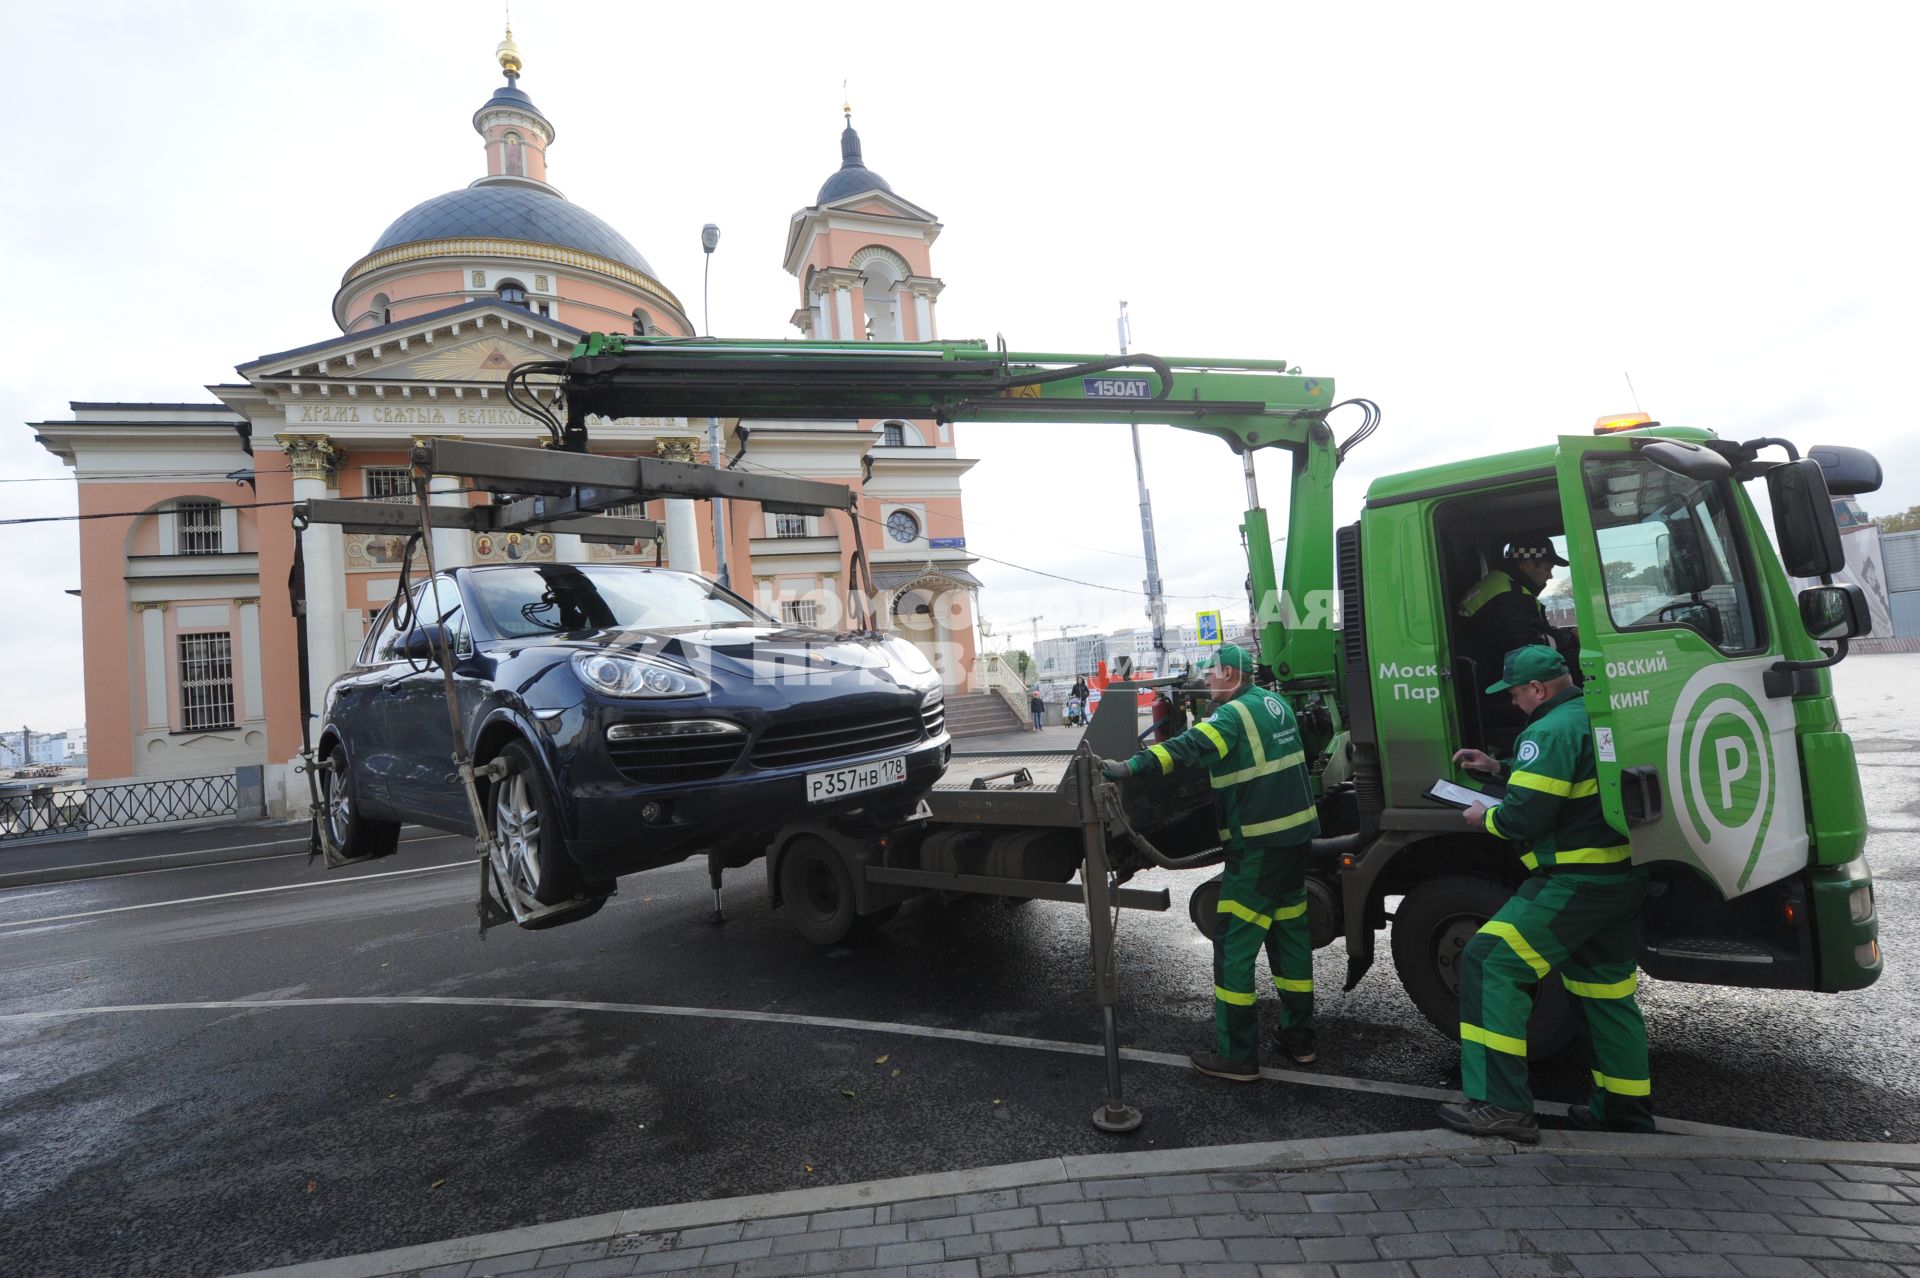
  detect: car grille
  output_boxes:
[608,735,746,785]
[751,706,926,770]
[921,696,946,738]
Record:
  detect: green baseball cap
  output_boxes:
[1485,644,1567,693]
[1196,643,1255,674]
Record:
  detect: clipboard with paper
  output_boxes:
[1424,775,1508,810]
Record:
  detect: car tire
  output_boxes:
[319,740,400,862]
[1391,873,1576,1061]
[487,740,579,907]
[779,835,859,945]
[1189,872,1224,942]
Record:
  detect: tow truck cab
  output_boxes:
[1332,423,1883,1040]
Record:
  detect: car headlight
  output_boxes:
[571,651,707,698]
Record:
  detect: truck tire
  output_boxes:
[319,739,400,862]
[1390,873,1575,1061]
[779,835,858,945]
[1189,873,1224,942]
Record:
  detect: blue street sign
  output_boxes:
[1195,610,1223,645]
[929,537,966,549]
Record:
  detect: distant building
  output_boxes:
[0,730,70,768]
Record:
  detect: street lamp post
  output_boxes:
[701,223,730,590]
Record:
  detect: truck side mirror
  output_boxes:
[1808,445,1883,496]
[1798,583,1871,641]
[1766,458,1845,578]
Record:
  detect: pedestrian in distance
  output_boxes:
[1099,644,1321,1081]
[1439,644,1654,1144]
[1028,688,1045,731]
[1071,674,1091,705]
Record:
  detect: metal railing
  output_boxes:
[978,652,1034,724]
[0,772,238,844]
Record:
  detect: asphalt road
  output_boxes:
[1,655,1915,1277]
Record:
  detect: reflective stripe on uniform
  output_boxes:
[1480,920,1550,978]
[1148,743,1174,775]
[1563,972,1639,998]
[1520,851,1540,871]
[1226,699,1269,766]
[1461,1021,1527,1056]
[1483,805,1504,838]
[1591,1068,1652,1096]
[1554,845,1633,866]
[1219,806,1318,842]
[1210,748,1306,789]
[1214,985,1257,1006]
[1195,722,1230,757]
[1217,898,1273,930]
[1507,770,1600,799]
[1273,976,1314,993]
[1273,896,1308,920]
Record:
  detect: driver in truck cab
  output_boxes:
[1443,644,1654,1143]
[1100,644,1321,1082]
[1458,538,1576,672]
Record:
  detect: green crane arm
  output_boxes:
[556,335,1349,688]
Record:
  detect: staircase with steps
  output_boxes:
[943,691,1028,739]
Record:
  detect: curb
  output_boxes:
[231,1127,1920,1278]
[0,830,312,890]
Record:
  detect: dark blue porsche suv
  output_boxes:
[316,563,949,912]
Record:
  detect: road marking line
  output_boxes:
[0,862,473,931]
[0,995,1774,1138]
[0,831,462,893]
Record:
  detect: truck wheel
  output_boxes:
[1188,873,1224,942]
[779,835,858,945]
[1390,873,1575,1061]
[487,740,579,906]
[319,740,399,862]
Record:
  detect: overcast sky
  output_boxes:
[4,1,1916,731]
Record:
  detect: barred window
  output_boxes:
[601,502,649,519]
[363,467,414,505]
[178,633,236,731]
[881,422,906,447]
[176,500,223,555]
[780,599,820,629]
[773,513,809,539]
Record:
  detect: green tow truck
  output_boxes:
[397,337,1886,1065]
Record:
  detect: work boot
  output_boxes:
[1190,1052,1260,1082]
[1437,1100,1540,1144]
[1271,1031,1317,1066]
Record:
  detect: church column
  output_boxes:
[913,290,933,343]
[417,436,472,570]
[280,434,346,729]
[834,285,855,343]
[657,437,704,572]
[135,602,169,730]
[236,598,264,721]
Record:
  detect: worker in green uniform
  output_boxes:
[1099,644,1321,1081]
[1440,645,1654,1143]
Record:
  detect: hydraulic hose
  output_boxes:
[1091,779,1226,871]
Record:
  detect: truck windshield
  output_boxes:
[1580,455,1765,653]
[466,564,766,638]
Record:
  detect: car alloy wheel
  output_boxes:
[491,771,544,897]
[323,763,353,849]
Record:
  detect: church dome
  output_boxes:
[817,121,897,205]
[368,185,654,277]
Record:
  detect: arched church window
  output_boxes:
[497,280,530,308]
[503,131,525,177]
[632,308,654,336]
[371,293,391,325]
[881,422,906,447]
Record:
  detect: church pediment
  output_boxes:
[239,301,580,386]
[820,189,937,223]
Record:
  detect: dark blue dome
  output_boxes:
[817,123,896,205]
[369,185,654,276]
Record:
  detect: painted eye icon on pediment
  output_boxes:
[409,337,540,382]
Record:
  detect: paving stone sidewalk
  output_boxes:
[241,1133,1920,1278]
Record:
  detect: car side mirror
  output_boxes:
[400,624,452,661]
[1798,583,1870,641]
[1808,445,1883,497]
[1766,458,1845,578]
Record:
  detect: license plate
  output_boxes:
[806,754,907,803]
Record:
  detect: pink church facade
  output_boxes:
[32,32,982,811]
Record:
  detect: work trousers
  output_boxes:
[1459,869,1654,1131]
[1213,840,1313,1063]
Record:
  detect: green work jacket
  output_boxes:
[1482,686,1632,873]
[1124,686,1321,848]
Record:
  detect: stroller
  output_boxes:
[1064,695,1088,727]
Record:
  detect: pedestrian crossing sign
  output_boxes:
[1195,610,1222,645]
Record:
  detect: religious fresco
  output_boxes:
[472,530,557,563]
[343,533,414,570]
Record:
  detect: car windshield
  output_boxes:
[466,565,766,639]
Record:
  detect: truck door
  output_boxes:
[1554,436,1808,898]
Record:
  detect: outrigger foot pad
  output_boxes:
[1092,1101,1144,1133]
